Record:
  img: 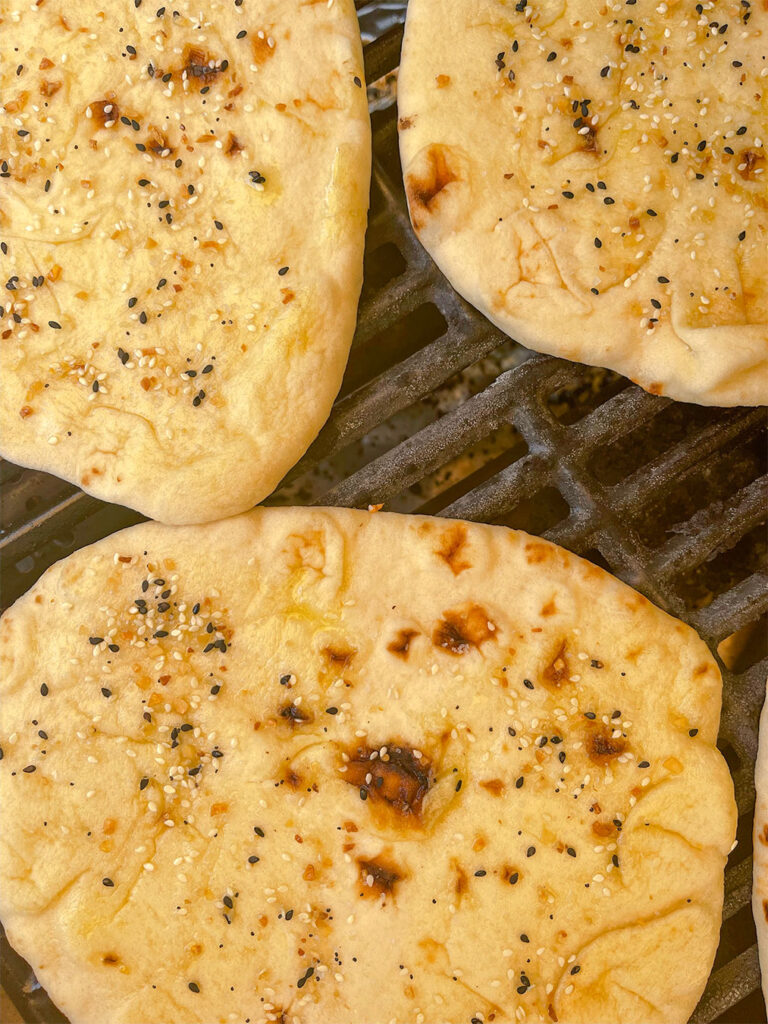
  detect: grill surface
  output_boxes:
[1,11,767,1024]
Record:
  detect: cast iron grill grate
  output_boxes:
[1,15,766,1024]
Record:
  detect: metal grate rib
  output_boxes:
[1,12,766,1024]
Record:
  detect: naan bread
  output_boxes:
[397,0,767,407]
[0,508,736,1024]
[0,0,370,524]
[753,680,768,1011]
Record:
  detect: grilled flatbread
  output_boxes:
[0,0,370,523]
[0,508,735,1024]
[753,680,768,1010]
[398,0,767,407]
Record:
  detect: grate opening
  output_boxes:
[362,241,407,294]
[676,521,767,611]
[588,402,752,487]
[632,429,767,546]
[716,989,765,1024]
[547,368,628,425]
[413,424,529,514]
[714,902,758,971]
[0,463,24,488]
[581,548,614,573]
[339,302,447,398]
[370,105,403,187]
[1,470,76,537]
[719,616,768,675]
[493,486,571,536]
[718,739,743,775]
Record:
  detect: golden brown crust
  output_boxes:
[0,509,735,1024]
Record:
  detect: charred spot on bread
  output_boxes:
[88,96,119,127]
[387,629,419,659]
[433,605,496,655]
[357,856,403,898]
[181,45,229,88]
[322,645,355,668]
[479,778,505,797]
[542,641,570,688]
[343,745,431,816]
[435,523,472,575]
[278,702,312,726]
[587,725,627,764]
[405,145,459,232]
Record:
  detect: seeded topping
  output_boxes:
[0,0,370,521]
[399,0,767,405]
[0,510,734,1022]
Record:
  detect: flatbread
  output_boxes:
[0,0,370,524]
[397,0,768,407]
[753,679,768,1010]
[0,508,736,1024]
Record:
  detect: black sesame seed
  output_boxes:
[646,209,657,217]
[89,636,104,645]
[520,933,529,942]
[103,877,115,887]
[657,276,669,283]
[49,321,61,329]
[223,895,233,909]
[571,965,581,975]
[474,869,486,877]
[325,706,338,715]
[594,237,602,248]
[651,298,661,309]
[523,679,534,690]
[101,687,112,698]
[547,51,557,61]
[140,777,149,790]
[562,190,574,198]
[353,76,362,88]
[689,728,699,736]
[41,683,49,696]
[526,846,536,857]
[736,126,747,135]
[738,230,746,241]
[509,872,519,884]
[23,765,37,773]
[188,982,200,993]
[515,776,524,789]
[359,787,368,801]
[455,779,462,792]
[278,266,289,276]
[567,847,576,857]
[248,855,259,864]
[254,826,265,837]
[604,197,615,205]
[638,760,650,768]
[211,749,223,758]
[600,65,610,77]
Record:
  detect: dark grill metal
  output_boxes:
[1,13,766,1024]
